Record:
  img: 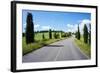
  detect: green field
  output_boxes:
[74,36,91,58]
[22,32,67,55]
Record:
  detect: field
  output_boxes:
[75,36,91,58]
[22,32,68,55]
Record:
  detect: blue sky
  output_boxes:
[22,10,91,33]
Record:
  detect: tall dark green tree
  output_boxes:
[88,24,91,44]
[54,32,57,39]
[49,29,52,39]
[83,24,88,43]
[42,33,45,40]
[26,13,34,44]
[77,25,80,40]
[22,33,25,37]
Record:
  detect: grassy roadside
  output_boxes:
[23,37,67,55]
[74,37,91,58]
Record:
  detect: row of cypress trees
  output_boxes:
[25,13,91,45]
[42,29,62,40]
[25,13,61,44]
[75,24,91,44]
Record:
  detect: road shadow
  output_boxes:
[46,45,64,47]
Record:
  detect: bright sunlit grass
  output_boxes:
[22,32,67,55]
[75,36,91,58]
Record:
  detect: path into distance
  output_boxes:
[23,37,89,62]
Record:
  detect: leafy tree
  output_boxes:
[54,32,60,39]
[26,13,34,44]
[49,29,52,39]
[83,24,88,43]
[61,33,67,37]
[77,25,80,40]
[67,32,71,37]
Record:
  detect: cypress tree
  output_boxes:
[54,32,57,39]
[49,29,52,39]
[61,31,63,38]
[83,24,88,43]
[26,13,34,44]
[89,24,91,44]
[77,25,80,40]
[42,33,45,40]
[22,33,25,37]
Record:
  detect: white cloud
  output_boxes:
[66,24,73,29]
[34,24,40,31]
[34,24,40,28]
[23,23,26,26]
[23,23,26,32]
[23,23,40,32]
[66,19,91,34]
[79,19,91,34]
[41,26,51,30]
[66,24,78,33]
[81,19,91,24]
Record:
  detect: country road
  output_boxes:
[22,37,89,63]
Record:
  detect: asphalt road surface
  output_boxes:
[22,37,89,63]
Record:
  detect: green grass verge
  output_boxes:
[74,37,91,58]
[23,36,67,55]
